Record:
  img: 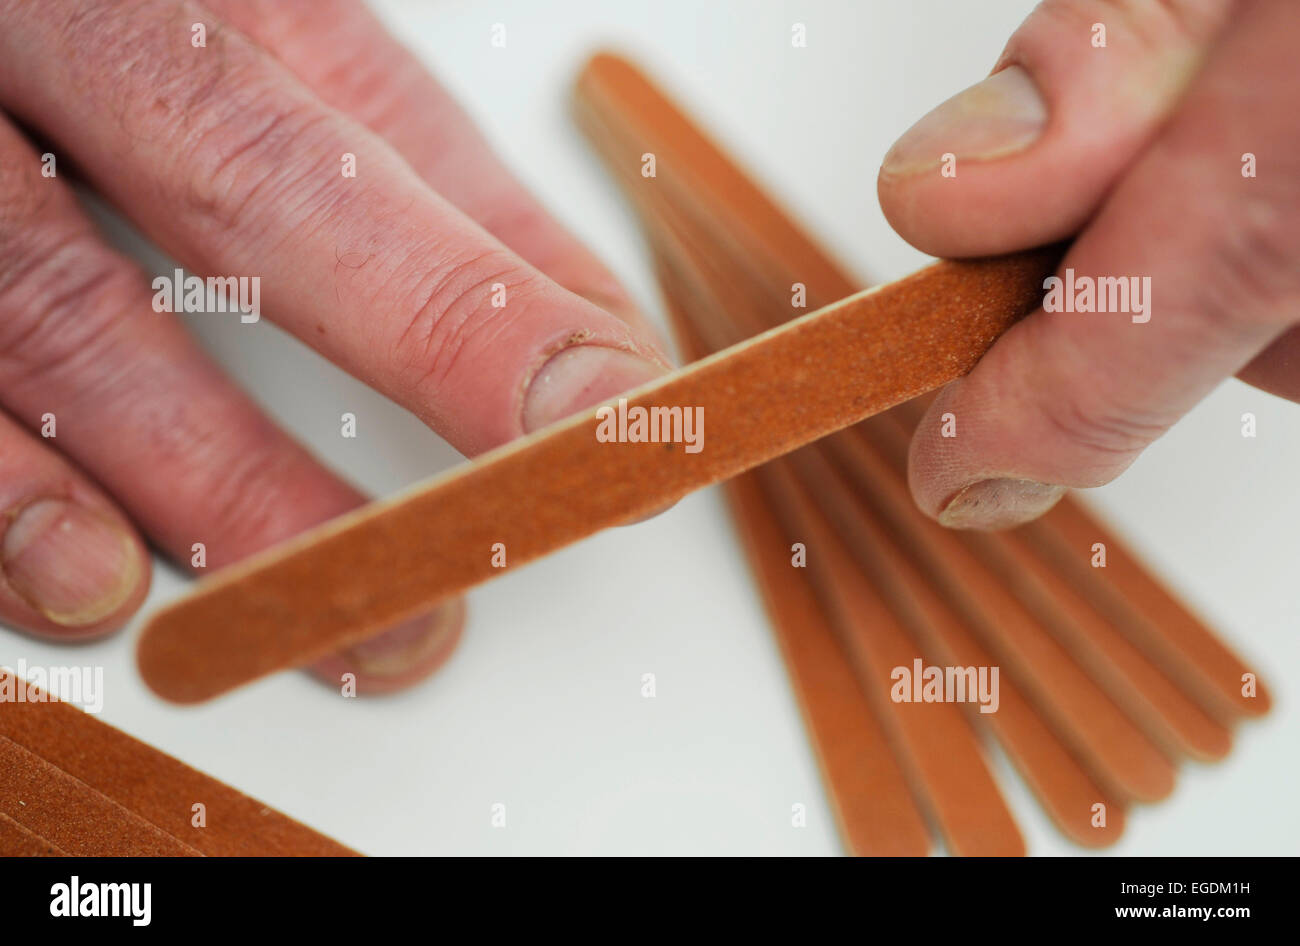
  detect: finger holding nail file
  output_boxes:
[137,247,1061,703]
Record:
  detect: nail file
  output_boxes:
[603,94,1180,803]
[664,294,930,856]
[627,173,1172,804]
[862,416,1232,761]
[575,53,857,301]
[881,393,1271,725]
[580,52,1272,852]
[691,217,1177,796]
[0,810,68,856]
[635,177,1136,842]
[649,164,1236,763]
[721,471,933,856]
[137,247,1059,703]
[831,432,1178,802]
[577,51,1270,733]
[784,447,1126,847]
[760,462,1025,857]
[1022,502,1270,723]
[0,670,357,855]
[649,222,1171,806]
[645,224,1139,831]
[0,735,200,856]
[644,163,1241,772]
[654,202,1069,847]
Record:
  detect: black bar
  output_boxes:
[0,855,1285,933]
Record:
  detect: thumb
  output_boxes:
[906,0,1300,528]
[878,0,1232,257]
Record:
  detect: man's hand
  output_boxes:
[0,0,666,691]
[879,0,1298,529]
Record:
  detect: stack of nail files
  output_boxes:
[575,52,1271,856]
[0,670,357,856]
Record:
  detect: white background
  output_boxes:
[7,0,1297,855]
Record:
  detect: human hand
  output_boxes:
[878,0,1298,529]
[0,0,666,690]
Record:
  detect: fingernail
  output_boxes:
[522,345,665,433]
[881,66,1047,176]
[344,599,465,678]
[938,478,1066,530]
[308,598,467,695]
[2,499,142,626]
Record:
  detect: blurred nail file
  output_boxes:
[0,669,356,855]
[137,247,1060,703]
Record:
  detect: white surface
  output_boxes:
[7,0,1297,855]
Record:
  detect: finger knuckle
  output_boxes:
[155,417,311,565]
[179,92,338,240]
[0,229,141,393]
[57,0,343,243]
[199,452,308,565]
[1193,198,1300,331]
[1035,383,1169,471]
[387,246,546,392]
